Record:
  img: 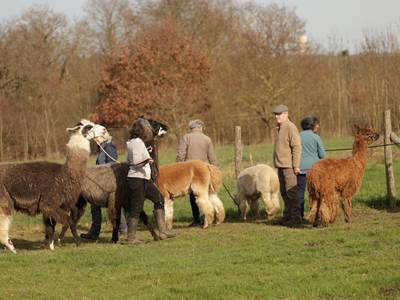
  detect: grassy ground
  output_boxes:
[1,139,400,300]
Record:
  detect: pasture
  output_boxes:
[1,138,400,299]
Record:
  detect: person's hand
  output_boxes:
[149,158,154,164]
[294,167,300,175]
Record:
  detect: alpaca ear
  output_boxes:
[353,124,361,134]
[66,125,81,133]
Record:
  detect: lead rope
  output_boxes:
[95,140,121,163]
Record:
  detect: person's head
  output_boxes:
[188,119,204,131]
[272,105,289,124]
[301,116,320,132]
[93,125,112,144]
[129,118,154,142]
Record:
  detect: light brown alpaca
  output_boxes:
[307,127,379,226]
[157,160,224,230]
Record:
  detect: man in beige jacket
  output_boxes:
[176,119,218,227]
[272,105,302,227]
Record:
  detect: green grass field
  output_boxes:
[1,139,400,299]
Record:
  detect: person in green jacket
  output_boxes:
[297,116,326,219]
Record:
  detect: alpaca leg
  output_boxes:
[43,216,56,251]
[209,193,225,224]
[195,193,214,229]
[249,199,259,220]
[0,213,16,254]
[40,204,80,247]
[164,198,174,231]
[262,191,280,219]
[238,195,249,221]
[140,211,159,241]
[307,195,319,226]
[59,206,84,243]
[319,202,331,226]
[343,196,353,223]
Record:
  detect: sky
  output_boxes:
[0,0,398,52]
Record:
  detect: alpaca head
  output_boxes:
[148,119,169,137]
[66,119,98,151]
[136,116,169,138]
[355,126,380,144]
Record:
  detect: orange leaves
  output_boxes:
[93,19,211,128]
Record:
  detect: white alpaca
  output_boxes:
[234,164,280,221]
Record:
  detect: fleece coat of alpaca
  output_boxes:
[58,162,159,242]
[0,122,96,253]
[157,160,224,230]
[307,127,379,226]
[234,164,280,221]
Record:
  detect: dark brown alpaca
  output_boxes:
[307,127,379,226]
[0,120,97,253]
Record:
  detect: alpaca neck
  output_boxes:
[64,134,90,176]
[352,138,368,170]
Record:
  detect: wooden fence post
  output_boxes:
[234,126,242,179]
[384,109,397,210]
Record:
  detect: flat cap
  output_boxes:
[188,119,204,129]
[272,104,288,114]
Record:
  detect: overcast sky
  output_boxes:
[0,0,398,52]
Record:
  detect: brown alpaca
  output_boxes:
[0,120,97,253]
[157,160,224,230]
[307,127,379,226]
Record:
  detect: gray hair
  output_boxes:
[188,119,204,130]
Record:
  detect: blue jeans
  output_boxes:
[297,174,307,219]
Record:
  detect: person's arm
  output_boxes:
[176,135,188,162]
[207,140,219,166]
[289,125,302,173]
[317,136,326,159]
[104,143,118,163]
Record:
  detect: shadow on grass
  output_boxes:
[10,238,44,251]
[360,196,400,212]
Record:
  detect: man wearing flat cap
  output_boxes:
[176,119,218,227]
[272,105,302,227]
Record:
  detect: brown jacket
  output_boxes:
[176,128,218,166]
[273,119,301,169]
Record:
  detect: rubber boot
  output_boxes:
[126,217,144,245]
[154,209,176,240]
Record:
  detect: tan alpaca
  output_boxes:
[157,160,224,230]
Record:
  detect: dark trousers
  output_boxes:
[88,203,102,236]
[189,192,201,223]
[277,168,301,222]
[88,204,127,236]
[127,177,164,219]
[297,174,307,219]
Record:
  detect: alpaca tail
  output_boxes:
[208,164,222,193]
[306,172,322,226]
[209,193,225,224]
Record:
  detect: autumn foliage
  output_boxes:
[92,19,211,132]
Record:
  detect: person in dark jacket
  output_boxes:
[176,119,218,227]
[297,116,326,219]
[80,129,123,240]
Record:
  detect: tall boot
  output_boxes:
[126,217,144,245]
[153,208,176,240]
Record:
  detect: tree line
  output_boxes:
[0,0,399,161]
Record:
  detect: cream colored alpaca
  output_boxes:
[234,164,280,221]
